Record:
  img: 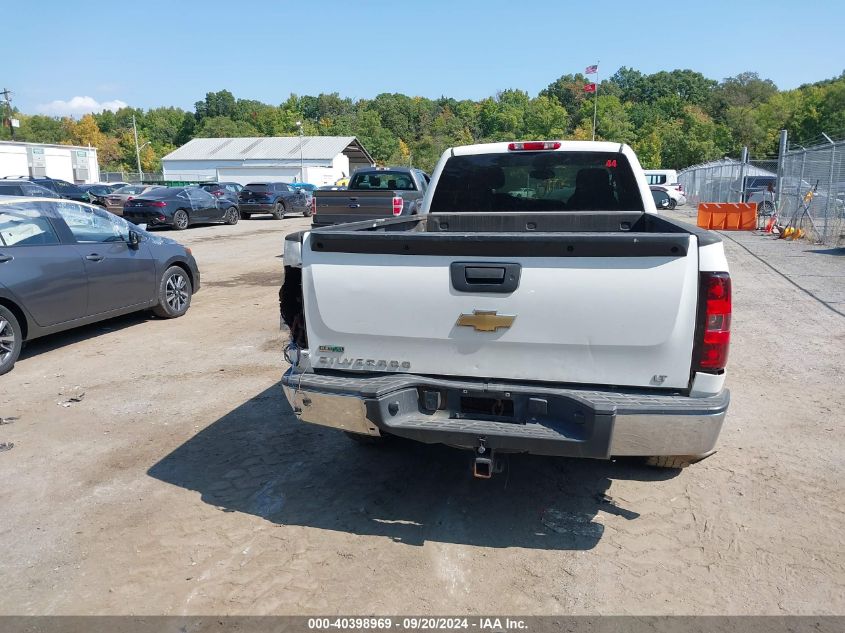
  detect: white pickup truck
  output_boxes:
[281,141,731,477]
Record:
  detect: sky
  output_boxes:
[3,0,844,117]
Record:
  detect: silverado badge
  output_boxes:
[456,310,516,332]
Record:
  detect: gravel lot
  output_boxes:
[0,211,843,615]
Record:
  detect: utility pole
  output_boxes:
[1,88,15,140]
[132,114,143,180]
[775,129,788,207]
[296,121,304,183]
[592,63,600,142]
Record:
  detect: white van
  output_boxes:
[643,169,678,186]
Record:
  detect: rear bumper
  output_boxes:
[281,369,729,459]
[239,202,275,213]
[124,211,172,227]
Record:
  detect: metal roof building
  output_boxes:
[0,140,99,183]
[161,136,374,186]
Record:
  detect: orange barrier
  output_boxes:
[697,203,757,231]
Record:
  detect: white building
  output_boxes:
[161,136,375,186]
[0,140,100,183]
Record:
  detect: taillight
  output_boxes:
[694,272,731,372]
[508,141,561,151]
[212,190,224,197]
[392,196,403,216]
[311,196,317,215]
[127,196,133,201]
[151,201,167,208]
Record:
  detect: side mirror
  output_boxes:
[128,230,141,250]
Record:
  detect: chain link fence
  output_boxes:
[677,138,844,245]
[99,171,213,184]
[779,140,845,246]
[678,158,778,206]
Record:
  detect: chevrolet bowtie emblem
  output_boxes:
[456,310,516,332]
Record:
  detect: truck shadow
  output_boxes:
[148,384,679,551]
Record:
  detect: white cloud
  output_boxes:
[36,96,128,117]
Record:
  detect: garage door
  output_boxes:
[216,167,300,186]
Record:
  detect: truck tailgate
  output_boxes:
[301,232,700,390]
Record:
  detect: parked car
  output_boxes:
[104,184,167,216]
[198,181,243,207]
[238,182,311,219]
[0,197,200,375]
[122,186,240,230]
[650,186,672,210]
[79,184,116,207]
[282,140,731,475]
[650,185,687,209]
[0,180,62,198]
[17,177,90,203]
[289,182,318,193]
[740,175,776,203]
[312,167,430,227]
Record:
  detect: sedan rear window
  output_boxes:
[114,185,145,195]
[429,151,644,212]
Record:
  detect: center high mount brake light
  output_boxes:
[507,141,561,151]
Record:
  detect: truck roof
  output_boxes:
[451,140,628,156]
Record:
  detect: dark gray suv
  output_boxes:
[0,197,201,375]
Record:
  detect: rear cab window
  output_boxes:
[429,151,644,212]
[350,171,416,191]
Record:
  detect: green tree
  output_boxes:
[194,116,259,138]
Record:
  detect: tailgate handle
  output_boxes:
[451,262,521,293]
[465,267,505,283]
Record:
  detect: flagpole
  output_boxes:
[591,61,599,142]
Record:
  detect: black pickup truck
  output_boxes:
[311,167,430,227]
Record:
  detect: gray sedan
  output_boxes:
[0,197,200,375]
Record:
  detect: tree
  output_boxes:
[194,116,259,138]
[524,95,568,138]
[575,96,634,143]
[195,90,236,120]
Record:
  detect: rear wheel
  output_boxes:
[172,209,189,230]
[272,201,285,220]
[152,266,192,318]
[668,199,677,210]
[0,306,23,376]
[224,206,239,225]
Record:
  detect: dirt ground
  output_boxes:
[0,211,843,616]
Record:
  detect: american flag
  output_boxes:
[584,83,596,93]
[585,64,598,74]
